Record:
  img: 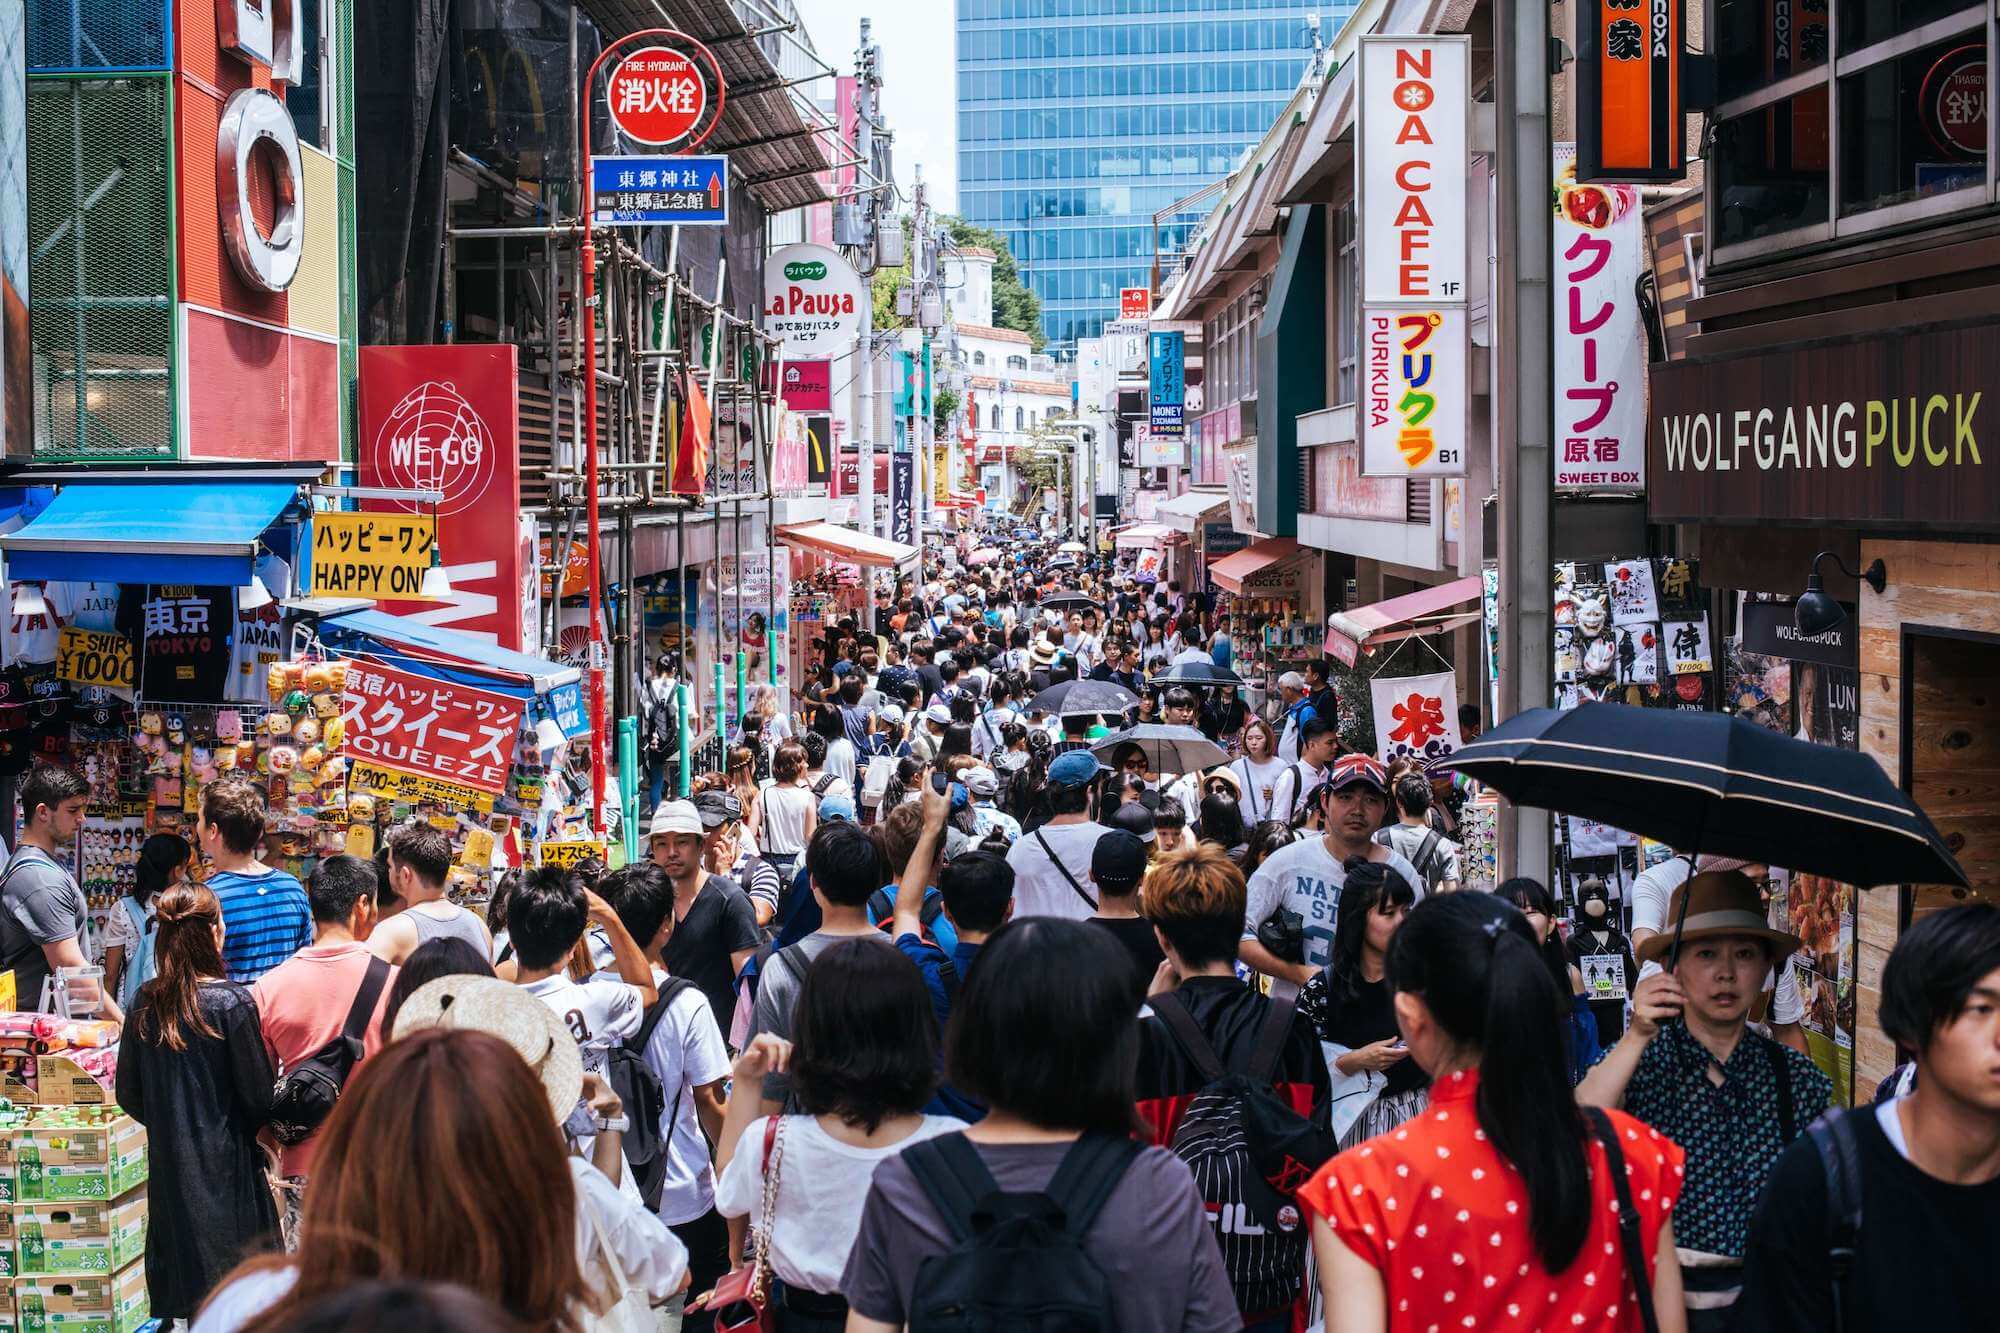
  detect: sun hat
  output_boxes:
[1047,750,1103,789]
[391,975,582,1123]
[1202,766,1244,798]
[1635,871,1803,967]
[648,799,703,838]
[1030,639,1060,666]
[692,788,743,829]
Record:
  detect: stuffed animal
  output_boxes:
[302,663,333,694]
[216,711,243,743]
[268,745,299,775]
[292,716,320,746]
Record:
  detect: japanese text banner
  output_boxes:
[341,661,525,795]
[1554,143,1645,491]
[1371,671,1464,766]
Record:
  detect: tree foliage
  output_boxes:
[943,218,1045,351]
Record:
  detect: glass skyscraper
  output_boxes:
[956,0,1344,352]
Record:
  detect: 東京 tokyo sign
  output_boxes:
[606,45,723,148]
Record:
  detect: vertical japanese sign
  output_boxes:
[1370,671,1465,766]
[890,452,915,547]
[1148,330,1186,438]
[1357,36,1470,479]
[1554,144,1646,491]
[341,660,526,794]
[1361,308,1467,477]
[357,345,526,649]
[1577,0,1686,182]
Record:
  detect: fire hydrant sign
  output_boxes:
[310,513,438,598]
[341,661,525,794]
[1370,671,1464,766]
[591,155,728,226]
[606,46,709,146]
[1553,143,1645,491]
[1358,36,1469,304]
[1360,307,1467,477]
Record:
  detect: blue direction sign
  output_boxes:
[591,155,729,226]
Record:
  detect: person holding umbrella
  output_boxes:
[1578,870,1831,1331]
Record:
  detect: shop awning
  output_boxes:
[1325,574,1485,666]
[1152,489,1230,535]
[777,521,919,570]
[1209,537,1301,595]
[0,481,298,585]
[315,607,581,697]
[1115,523,1178,548]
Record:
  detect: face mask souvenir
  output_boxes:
[1575,594,1609,637]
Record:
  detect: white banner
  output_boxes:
[1358,36,1469,305]
[1553,143,1646,491]
[1371,671,1464,766]
[1360,306,1468,477]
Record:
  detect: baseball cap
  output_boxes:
[880,703,907,726]
[648,800,702,838]
[818,792,857,822]
[1327,753,1389,794]
[1092,828,1150,883]
[1277,671,1306,691]
[963,766,1001,798]
[692,788,743,829]
[1047,750,1102,789]
[925,703,954,726]
[1107,802,1157,845]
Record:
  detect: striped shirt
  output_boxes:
[207,868,313,983]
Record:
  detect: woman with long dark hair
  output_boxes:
[116,884,277,1321]
[1005,730,1054,832]
[1497,876,1602,1082]
[1301,892,1686,1332]
[104,830,191,1011]
[1297,859,1423,1144]
[1239,819,1303,880]
[1196,792,1248,862]
[840,920,1238,1331]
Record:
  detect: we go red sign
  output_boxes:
[607,45,719,147]
[341,660,525,794]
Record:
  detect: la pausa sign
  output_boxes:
[762,244,868,358]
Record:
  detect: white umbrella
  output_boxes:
[1058,541,1087,555]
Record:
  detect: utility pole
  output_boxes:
[1494,0,1553,882]
[854,19,883,537]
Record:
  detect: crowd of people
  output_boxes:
[2,535,1997,1331]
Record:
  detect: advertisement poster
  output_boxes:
[357,345,527,648]
[1553,143,1646,490]
[889,452,915,547]
[341,660,526,795]
[1360,307,1468,477]
[1778,871,1856,1106]
[1370,671,1464,766]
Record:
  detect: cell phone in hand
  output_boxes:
[932,769,950,795]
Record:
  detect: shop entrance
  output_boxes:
[1904,628,2000,923]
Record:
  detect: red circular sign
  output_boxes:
[1921,45,1986,159]
[607,46,709,146]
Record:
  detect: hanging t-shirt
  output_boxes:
[227,553,292,704]
[119,586,236,703]
[58,582,121,633]
[2,582,72,667]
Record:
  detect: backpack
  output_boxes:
[1807,1108,1865,1333]
[620,976,697,1213]
[268,956,393,1145]
[642,682,678,758]
[864,887,963,1004]
[1376,825,1452,894]
[1150,991,1335,1316]
[901,1130,1140,1333]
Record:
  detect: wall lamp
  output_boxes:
[1795,551,1886,637]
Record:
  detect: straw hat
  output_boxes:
[1634,871,1802,967]
[391,975,582,1123]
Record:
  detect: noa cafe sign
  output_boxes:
[1358,36,1469,306]
[762,244,867,359]
[217,0,306,294]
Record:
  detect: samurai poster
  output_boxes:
[1654,557,1701,616]
[1613,623,1660,685]
[1664,616,1713,674]
[1370,672,1464,766]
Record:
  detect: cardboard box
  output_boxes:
[11,1193,146,1276]
[30,1061,109,1110]
[3,1120,146,1204]
[13,1257,149,1333]
[0,1206,13,1278]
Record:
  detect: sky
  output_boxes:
[802,0,960,213]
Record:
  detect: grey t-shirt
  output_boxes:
[0,846,87,1010]
[750,930,895,1103]
[1377,821,1462,888]
[840,1137,1239,1331]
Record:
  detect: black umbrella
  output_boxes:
[1152,660,1245,688]
[1092,724,1229,776]
[1038,591,1101,614]
[1434,703,1966,890]
[1026,678,1140,718]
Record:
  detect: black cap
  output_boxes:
[692,789,743,829]
[1092,828,1150,883]
[1107,801,1157,845]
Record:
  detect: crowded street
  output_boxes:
[1,1,1997,1331]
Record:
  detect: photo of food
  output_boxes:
[1786,872,1853,977]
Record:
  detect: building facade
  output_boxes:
[955,0,1346,353]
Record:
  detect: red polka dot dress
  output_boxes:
[1298,1069,1684,1332]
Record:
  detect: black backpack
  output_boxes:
[1150,991,1335,1316]
[610,976,696,1211]
[269,956,393,1145]
[902,1131,1139,1333]
[1807,1108,1866,1333]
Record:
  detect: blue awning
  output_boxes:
[0,481,299,585]
[315,608,581,697]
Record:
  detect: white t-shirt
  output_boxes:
[1269,760,1327,825]
[824,737,860,790]
[191,1157,688,1332]
[642,980,733,1226]
[60,581,120,633]
[227,552,292,704]
[973,707,1018,759]
[714,1114,965,1295]
[1629,857,1802,1025]
[1172,646,1212,666]
[522,972,645,1047]
[1243,835,1424,999]
[1232,755,1290,824]
[1006,819,1112,921]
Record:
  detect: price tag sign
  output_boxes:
[56,627,136,691]
[1581,953,1629,1002]
[541,839,608,869]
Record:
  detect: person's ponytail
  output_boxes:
[1386,892,1592,1274]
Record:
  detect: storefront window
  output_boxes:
[1838,0,1978,55]
[1839,36,1988,216]
[1711,88,1832,246]
[1334,205,1357,406]
[1716,0,1828,100]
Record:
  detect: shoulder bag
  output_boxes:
[1033,828,1097,911]
[710,1117,785,1333]
[577,1178,657,1333]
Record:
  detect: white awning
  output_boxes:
[776,522,920,570]
[1152,488,1231,535]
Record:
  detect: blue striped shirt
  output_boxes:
[207,868,313,983]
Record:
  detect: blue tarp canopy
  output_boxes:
[0,481,298,585]
[315,608,581,698]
